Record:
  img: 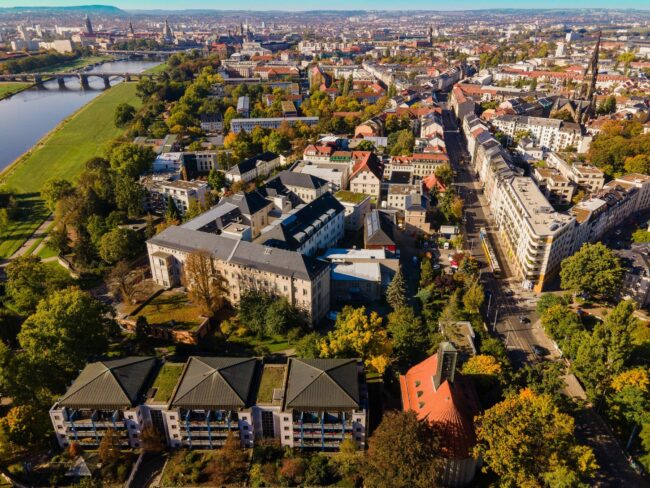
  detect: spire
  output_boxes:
[128,21,135,37]
[575,30,601,124]
[434,342,458,389]
[84,14,93,36]
[162,18,173,43]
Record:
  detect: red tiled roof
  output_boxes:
[399,354,480,459]
[422,174,447,193]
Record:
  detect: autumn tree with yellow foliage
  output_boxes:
[461,354,503,390]
[320,306,392,375]
[474,389,598,487]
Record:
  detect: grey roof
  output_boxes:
[256,192,344,251]
[169,357,258,409]
[148,226,329,280]
[284,358,361,410]
[219,190,272,216]
[228,152,279,176]
[365,210,395,246]
[58,357,157,409]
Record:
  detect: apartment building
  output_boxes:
[147,226,331,323]
[294,161,350,192]
[183,151,218,176]
[226,152,284,183]
[164,357,257,449]
[491,114,583,152]
[141,178,208,216]
[384,153,449,180]
[230,117,319,134]
[50,357,158,449]
[303,144,335,163]
[262,171,328,205]
[493,177,575,291]
[237,96,250,117]
[545,152,604,194]
[256,192,345,256]
[386,181,425,211]
[334,191,372,231]
[532,166,575,205]
[199,113,223,133]
[53,356,368,453]
[348,152,384,199]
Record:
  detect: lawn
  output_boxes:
[0,82,141,259]
[335,190,370,204]
[27,55,113,73]
[229,334,291,353]
[135,292,205,330]
[257,365,286,404]
[146,62,168,74]
[151,363,184,403]
[0,82,28,100]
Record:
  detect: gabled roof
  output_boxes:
[219,190,272,216]
[400,353,480,459]
[350,151,383,181]
[228,152,279,176]
[169,357,259,409]
[58,357,157,409]
[284,358,361,410]
[365,209,395,247]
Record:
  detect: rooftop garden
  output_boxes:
[335,190,370,204]
[257,365,286,404]
[151,363,184,403]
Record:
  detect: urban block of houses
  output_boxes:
[230,117,319,134]
[51,356,368,452]
[140,176,208,216]
[262,171,329,206]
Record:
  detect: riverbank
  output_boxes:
[0,82,30,100]
[0,81,142,259]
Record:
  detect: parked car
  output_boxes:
[327,311,339,321]
[532,345,545,357]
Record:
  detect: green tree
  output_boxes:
[434,163,454,186]
[294,332,322,359]
[474,389,598,487]
[18,287,116,391]
[99,227,141,264]
[5,255,72,315]
[114,102,136,128]
[463,281,485,314]
[208,168,226,191]
[114,174,144,218]
[363,410,441,488]
[265,298,300,336]
[389,129,415,156]
[560,242,623,300]
[0,404,51,449]
[108,143,155,178]
[41,178,74,212]
[388,306,429,366]
[386,267,407,309]
[165,195,181,221]
[419,257,435,289]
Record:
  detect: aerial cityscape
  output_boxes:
[0,3,649,487]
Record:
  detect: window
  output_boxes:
[243,425,248,430]
[284,417,289,421]
[284,426,289,431]
[55,415,61,420]
[170,416,175,420]
[173,434,178,439]
[284,435,290,440]
[128,415,134,420]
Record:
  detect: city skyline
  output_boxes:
[3,1,650,11]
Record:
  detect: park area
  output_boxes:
[0,81,141,258]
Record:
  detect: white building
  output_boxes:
[491,115,584,152]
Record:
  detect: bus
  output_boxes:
[479,227,501,276]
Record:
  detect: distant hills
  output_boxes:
[0,5,124,15]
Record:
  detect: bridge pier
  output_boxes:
[79,74,90,89]
[34,75,42,84]
[102,75,111,89]
[57,77,66,89]
[124,73,131,82]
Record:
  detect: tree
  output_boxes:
[107,261,138,304]
[208,168,226,191]
[140,424,165,452]
[18,287,116,390]
[165,195,181,221]
[98,429,121,465]
[0,404,51,449]
[363,410,441,488]
[5,255,72,315]
[114,102,136,127]
[463,281,485,313]
[434,163,454,186]
[560,242,623,300]
[114,174,144,218]
[41,178,73,212]
[294,332,322,359]
[389,129,415,156]
[386,267,407,309]
[184,249,225,316]
[572,300,637,401]
[474,389,598,487]
[320,306,392,375]
[419,257,435,289]
[461,354,503,389]
[207,432,250,485]
[264,298,300,336]
[108,143,155,178]
[99,227,141,264]
[388,306,429,366]
[356,140,375,151]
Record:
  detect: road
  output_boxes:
[441,103,649,487]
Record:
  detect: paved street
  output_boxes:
[441,104,649,487]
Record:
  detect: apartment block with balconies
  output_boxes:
[50,357,158,449]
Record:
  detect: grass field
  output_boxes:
[0,82,141,259]
[0,82,29,100]
[145,62,167,74]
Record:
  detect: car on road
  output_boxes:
[519,316,530,324]
[326,311,339,321]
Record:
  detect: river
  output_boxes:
[0,59,161,171]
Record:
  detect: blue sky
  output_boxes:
[2,0,649,10]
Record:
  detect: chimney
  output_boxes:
[434,342,457,389]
